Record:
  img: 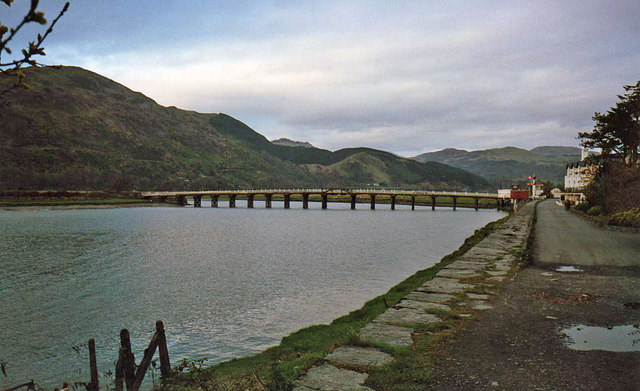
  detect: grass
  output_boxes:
[162,214,510,389]
[0,199,151,207]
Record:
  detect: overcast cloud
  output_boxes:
[6,1,640,156]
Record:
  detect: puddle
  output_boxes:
[555,265,583,272]
[561,324,640,352]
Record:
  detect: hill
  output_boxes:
[413,146,580,184]
[530,146,582,156]
[271,138,315,148]
[0,66,491,191]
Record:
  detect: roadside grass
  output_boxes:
[0,199,151,207]
[162,215,510,389]
[365,329,455,388]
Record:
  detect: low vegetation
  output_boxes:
[158,216,509,390]
[0,198,149,207]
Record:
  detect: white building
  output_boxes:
[564,149,596,191]
[550,188,562,198]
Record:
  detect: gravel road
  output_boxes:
[428,200,640,391]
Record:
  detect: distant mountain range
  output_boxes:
[0,66,491,191]
[412,146,582,184]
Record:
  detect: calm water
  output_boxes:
[0,201,504,389]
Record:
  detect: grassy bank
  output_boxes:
[161,214,510,389]
[0,199,152,207]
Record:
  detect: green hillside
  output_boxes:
[0,66,491,191]
[413,146,580,184]
[530,146,582,156]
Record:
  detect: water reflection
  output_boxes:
[562,324,640,352]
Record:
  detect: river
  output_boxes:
[0,201,505,389]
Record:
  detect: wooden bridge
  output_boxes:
[140,188,508,211]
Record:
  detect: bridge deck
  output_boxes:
[141,188,503,199]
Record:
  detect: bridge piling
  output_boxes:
[474,198,479,211]
[211,195,218,208]
[265,194,272,208]
[453,197,457,210]
[411,195,415,210]
[321,194,328,209]
[284,194,290,209]
[303,194,309,209]
[229,195,236,208]
[391,195,396,210]
[431,196,436,210]
[247,194,254,208]
[194,195,202,207]
[351,194,357,210]
[370,194,376,210]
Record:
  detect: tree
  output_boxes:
[0,0,69,97]
[579,81,640,165]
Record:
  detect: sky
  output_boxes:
[4,1,640,156]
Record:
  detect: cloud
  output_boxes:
[39,1,640,155]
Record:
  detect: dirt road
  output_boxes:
[429,200,640,390]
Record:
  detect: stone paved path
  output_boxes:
[292,203,535,390]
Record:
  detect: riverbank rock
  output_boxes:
[326,346,394,367]
[418,277,473,294]
[360,322,414,346]
[293,364,372,391]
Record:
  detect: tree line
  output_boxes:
[579,81,640,165]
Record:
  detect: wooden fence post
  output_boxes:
[156,320,171,378]
[88,339,99,391]
[114,347,125,391]
[120,329,136,391]
[112,322,171,391]
[130,332,160,391]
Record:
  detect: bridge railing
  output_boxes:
[141,188,500,198]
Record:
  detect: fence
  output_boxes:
[3,321,171,391]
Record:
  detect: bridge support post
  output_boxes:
[474,198,479,211]
[194,195,202,207]
[229,195,236,208]
[176,195,187,206]
[159,196,168,203]
[497,199,501,210]
[370,194,376,210]
[411,196,415,210]
[321,193,328,209]
[265,194,272,208]
[284,194,290,209]
[390,195,396,210]
[211,195,218,208]
[431,196,436,210]
[247,194,254,208]
[302,194,309,209]
[351,194,357,210]
[452,197,457,210]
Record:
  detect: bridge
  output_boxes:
[140,188,508,211]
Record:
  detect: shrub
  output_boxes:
[575,202,590,212]
[609,208,640,228]
[587,206,603,216]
